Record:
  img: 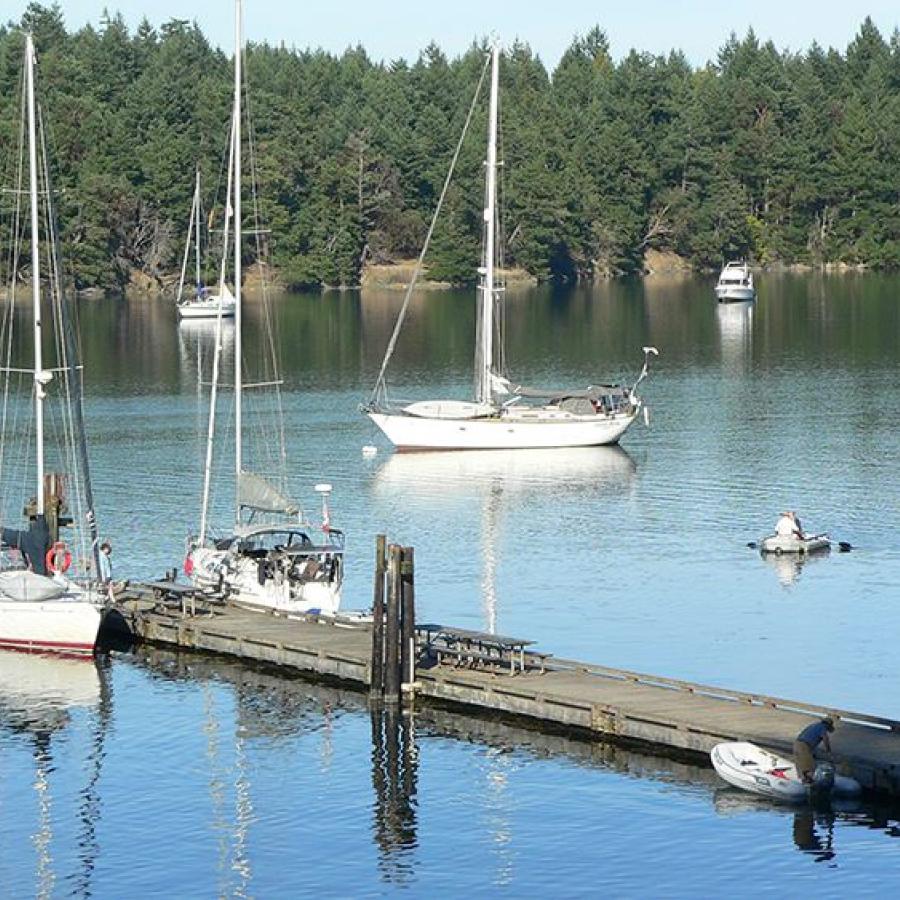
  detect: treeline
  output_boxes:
[1,4,898,291]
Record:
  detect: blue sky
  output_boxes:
[30,2,900,67]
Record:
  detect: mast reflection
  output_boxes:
[0,650,108,898]
[373,446,637,633]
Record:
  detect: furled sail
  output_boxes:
[237,471,299,515]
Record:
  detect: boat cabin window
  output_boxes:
[237,531,313,554]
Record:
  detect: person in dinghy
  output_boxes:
[775,510,805,540]
[793,717,834,785]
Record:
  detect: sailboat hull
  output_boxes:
[0,595,102,655]
[368,407,639,450]
[190,547,342,617]
[177,295,236,319]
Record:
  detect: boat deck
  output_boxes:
[105,588,900,797]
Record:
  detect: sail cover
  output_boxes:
[510,383,626,400]
[1,517,51,575]
[238,471,299,515]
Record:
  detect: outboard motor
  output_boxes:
[810,761,836,798]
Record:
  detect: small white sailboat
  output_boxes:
[364,45,657,451]
[0,36,105,654]
[715,261,755,302]
[184,1,343,616]
[711,742,861,802]
[175,168,236,320]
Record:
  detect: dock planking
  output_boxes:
[106,587,900,798]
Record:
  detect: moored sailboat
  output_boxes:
[183,1,344,616]
[364,45,657,451]
[175,167,237,320]
[0,35,105,654]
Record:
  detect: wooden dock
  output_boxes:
[104,586,900,798]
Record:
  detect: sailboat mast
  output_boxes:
[175,174,197,306]
[194,166,201,294]
[26,35,45,516]
[477,44,500,407]
[234,0,243,526]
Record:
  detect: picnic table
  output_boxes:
[144,579,201,615]
[416,623,545,675]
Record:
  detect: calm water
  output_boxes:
[2,273,900,895]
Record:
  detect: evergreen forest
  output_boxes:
[1,4,898,292]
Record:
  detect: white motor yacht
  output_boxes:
[715,261,755,302]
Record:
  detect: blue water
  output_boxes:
[2,274,899,895]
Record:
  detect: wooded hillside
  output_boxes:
[1,4,897,290]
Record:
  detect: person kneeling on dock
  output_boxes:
[793,717,834,784]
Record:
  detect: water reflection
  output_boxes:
[714,786,900,866]
[176,317,235,390]
[127,647,900,885]
[373,446,637,501]
[370,706,419,882]
[792,809,836,862]
[717,300,754,372]
[136,647,420,885]
[0,651,109,899]
[372,447,636,631]
[760,548,830,588]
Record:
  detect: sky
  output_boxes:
[19,1,900,68]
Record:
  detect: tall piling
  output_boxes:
[400,546,416,694]
[383,543,402,704]
[370,534,387,701]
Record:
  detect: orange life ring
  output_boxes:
[46,541,72,574]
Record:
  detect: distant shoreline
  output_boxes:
[0,257,877,302]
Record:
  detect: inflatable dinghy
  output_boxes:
[711,741,861,802]
[759,533,830,555]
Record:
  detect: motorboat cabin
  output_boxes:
[715,261,755,302]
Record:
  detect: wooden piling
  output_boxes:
[400,546,416,693]
[370,534,387,700]
[383,544,402,704]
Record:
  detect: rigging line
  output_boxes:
[368,50,492,407]
[200,102,238,545]
[45,150,87,569]
[39,96,98,575]
[243,79,288,491]
[496,93,507,377]
[0,374,27,520]
[0,69,29,497]
[175,174,198,305]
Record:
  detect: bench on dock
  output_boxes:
[416,624,546,675]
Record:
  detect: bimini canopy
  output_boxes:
[510,383,626,401]
[238,471,299,516]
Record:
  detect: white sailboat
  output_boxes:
[175,167,236,320]
[364,45,657,451]
[0,36,105,654]
[184,1,344,616]
[715,260,755,302]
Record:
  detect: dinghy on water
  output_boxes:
[759,533,831,555]
[711,742,861,802]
